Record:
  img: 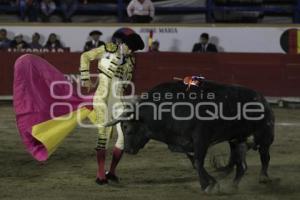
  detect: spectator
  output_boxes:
[149,40,159,52]
[44,33,63,49]
[40,0,56,22]
[0,29,11,49]
[192,33,218,53]
[127,0,155,23]
[17,0,39,22]
[10,33,29,50]
[60,0,78,22]
[83,30,105,52]
[29,32,42,49]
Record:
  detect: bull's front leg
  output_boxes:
[193,134,218,193]
[186,152,196,169]
[215,141,236,174]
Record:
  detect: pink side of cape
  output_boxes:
[13,54,92,161]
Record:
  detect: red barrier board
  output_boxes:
[1,52,300,97]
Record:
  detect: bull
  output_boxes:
[106,79,275,192]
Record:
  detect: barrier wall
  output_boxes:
[1,52,300,98]
[0,24,293,53]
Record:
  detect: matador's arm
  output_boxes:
[80,45,106,81]
[80,43,120,80]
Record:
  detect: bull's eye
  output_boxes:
[122,124,131,134]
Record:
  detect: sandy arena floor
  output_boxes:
[0,103,299,200]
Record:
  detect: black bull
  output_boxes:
[106,80,275,192]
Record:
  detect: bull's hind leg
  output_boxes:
[255,124,274,184]
[216,141,248,178]
[258,144,272,183]
[232,143,248,187]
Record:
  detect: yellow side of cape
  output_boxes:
[32,107,92,157]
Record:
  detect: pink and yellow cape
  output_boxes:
[13,54,96,161]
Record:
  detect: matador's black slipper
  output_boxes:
[105,171,120,183]
[95,178,108,185]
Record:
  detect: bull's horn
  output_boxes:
[173,77,183,81]
[104,113,134,127]
[104,96,139,127]
[104,118,121,127]
[123,95,140,105]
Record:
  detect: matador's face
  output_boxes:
[119,43,132,57]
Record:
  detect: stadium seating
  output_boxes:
[0,0,298,23]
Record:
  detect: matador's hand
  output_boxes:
[82,79,92,93]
